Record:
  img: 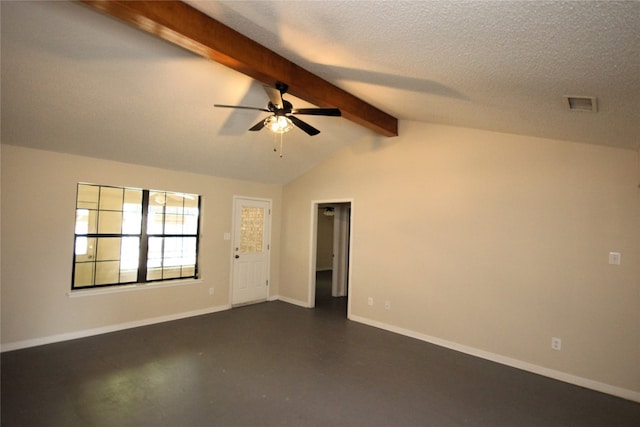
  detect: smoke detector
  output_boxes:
[564,96,598,112]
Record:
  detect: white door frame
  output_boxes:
[230,196,272,306]
[309,198,354,318]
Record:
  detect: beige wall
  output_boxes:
[281,121,640,397]
[1,145,281,346]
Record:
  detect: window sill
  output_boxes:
[66,278,204,298]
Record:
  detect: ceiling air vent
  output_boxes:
[564,95,597,112]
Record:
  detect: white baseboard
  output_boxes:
[349,314,640,403]
[275,295,310,308]
[1,304,232,353]
[5,301,636,403]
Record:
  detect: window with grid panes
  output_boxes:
[72,184,200,289]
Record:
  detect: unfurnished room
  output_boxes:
[1,1,639,425]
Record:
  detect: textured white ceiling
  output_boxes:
[188,0,640,148]
[2,1,639,185]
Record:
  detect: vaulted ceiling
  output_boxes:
[2,1,639,184]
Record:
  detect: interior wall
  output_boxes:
[1,145,281,347]
[316,209,334,271]
[280,121,640,397]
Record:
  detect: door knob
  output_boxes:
[235,255,240,259]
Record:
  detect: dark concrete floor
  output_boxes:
[2,274,639,426]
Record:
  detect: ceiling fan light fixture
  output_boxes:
[323,207,335,216]
[265,115,294,134]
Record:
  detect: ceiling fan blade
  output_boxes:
[248,118,267,131]
[288,115,320,136]
[292,108,342,117]
[263,86,283,109]
[214,104,270,112]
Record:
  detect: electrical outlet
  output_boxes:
[209,287,215,296]
[551,337,562,351]
[367,297,373,306]
[384,301,391,310]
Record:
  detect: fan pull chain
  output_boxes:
[273,132,285,157]
[279,133,284,158]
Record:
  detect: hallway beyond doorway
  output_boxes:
[315,270,347,315]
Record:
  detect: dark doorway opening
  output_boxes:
[314,202,351,316]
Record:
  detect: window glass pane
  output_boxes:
[184,195,198,211]
[147,234,163,281]
[120,237,140,271]
[98,211,122,234]
[74,262,94,287]
[75,236,88,256]
[87,210,98,234]
[183,237,197,265]
[163,237,182,267]
[75,237,96,261]
[148,192,165,234]
[183,214,198,235]
[77,184,99,209]
[164,212,183,235]
[95,261,120,285]
[147,268,163,281]
[182,265,195,277]
[147,237,163,268]
[76,209,98,235]
[148,211,164,234]
[165,193,184,214]
[99,187,123,211]
[122,211,142,234]
[119,269,137,283]
[164,237,196,273]
[162,267,181,279]
[96,237,121,261]
[120,237,140,283]
[75,209,89,234]
[123,189,142,211]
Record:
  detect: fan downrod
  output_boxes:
[275,82,289,94]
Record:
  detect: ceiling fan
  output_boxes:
[214,82,341,136]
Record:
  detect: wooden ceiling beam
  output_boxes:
[79,0,398,137]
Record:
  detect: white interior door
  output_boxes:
[232,197,271,305]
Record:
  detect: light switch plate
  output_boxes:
[608,252,621,265]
